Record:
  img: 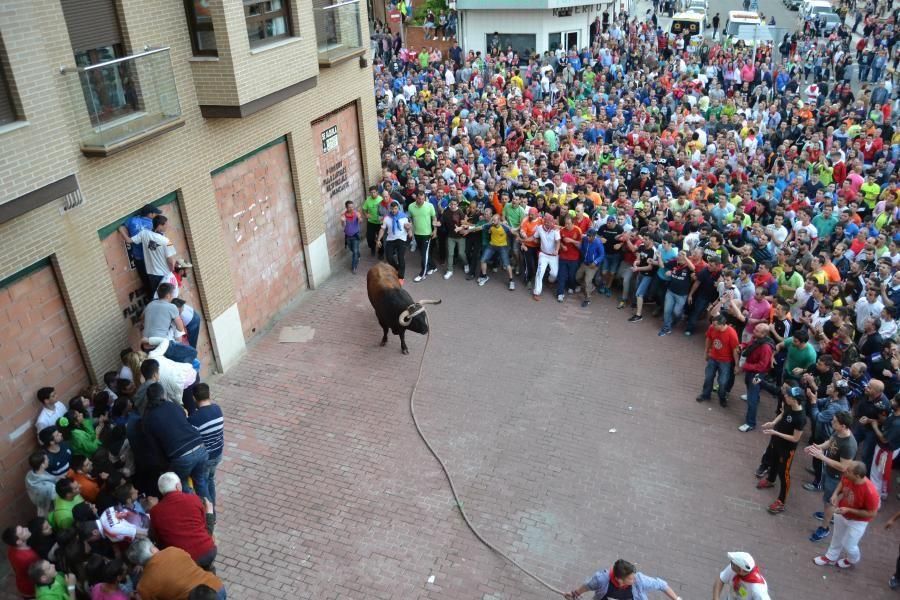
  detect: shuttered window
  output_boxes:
[60,0,123,55]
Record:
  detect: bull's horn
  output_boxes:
[398,304,426,326]
[417,299,442,305]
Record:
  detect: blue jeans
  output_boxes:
[684,296,711,334]
[663,291,687,330]
[346,235,360,271]
[218,586,227,599]
[169,445,210,500]
[164,341,198,364]
[701,359,733,402]
[744,371,762,427]
[184,315,201,349]
[557,259,579,295]
[204,453,223,506]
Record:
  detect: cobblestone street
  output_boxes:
[208,255,897,599]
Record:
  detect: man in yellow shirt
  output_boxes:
[477,214,516,290]
[509,69,524,91]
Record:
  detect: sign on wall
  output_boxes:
[321,125,339,154]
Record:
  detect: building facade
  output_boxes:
[0,0,379,522]
[456,0,623,57]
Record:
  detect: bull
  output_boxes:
[366,263,441,354]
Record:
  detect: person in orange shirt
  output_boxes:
[67,455,100,503]
[820,252,842,283]
[519,207,543,287]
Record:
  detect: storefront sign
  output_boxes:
[321,125,339,154]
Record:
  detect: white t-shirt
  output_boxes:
[765,224,788,246]
[35,401,67,435]
[131,230,176,276]
[719,567,770,600]
[382,215,410,242]
[535,226,561,255]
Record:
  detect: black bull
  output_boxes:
[366,263,441,354]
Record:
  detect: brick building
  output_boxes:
[0,0,379,522]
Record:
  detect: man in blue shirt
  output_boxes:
[576,228,604,308]
[187,383,225,509]
[117,204,161,296]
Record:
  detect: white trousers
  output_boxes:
[534,252,558,296]
[870,447,900,498]
[825,514,869,564]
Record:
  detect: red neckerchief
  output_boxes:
[609,568,630,590]
[733,566,766,592]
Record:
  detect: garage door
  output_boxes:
[0,262,90,523]
[213,138,308,339]
[312,103,365,262]
[99,193,215,375]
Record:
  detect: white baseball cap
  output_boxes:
[727,552,755,572]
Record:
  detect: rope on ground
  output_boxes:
[408,316,568,597]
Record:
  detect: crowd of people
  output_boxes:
[4,203,227,599]
[356,0,900,593]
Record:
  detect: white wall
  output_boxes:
[460,7,601,57]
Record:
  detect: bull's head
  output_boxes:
[398,299,442,334]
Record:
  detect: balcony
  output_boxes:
[314,0,366,67]
[64,48,184,157]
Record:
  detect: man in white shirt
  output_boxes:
[34,387,66,436]
[713,552,770,599]
[532,215,561,300]
[376,201,412,282]
[765,214,788,248]
[130,215,176,298]
[854,287,885,332]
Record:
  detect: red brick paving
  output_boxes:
[4,253,898,598]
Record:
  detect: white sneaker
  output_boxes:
[427,268,437,275]
[740,394,748,401]
[508,280,515,290]
[443,271,453,280]
[477,276,489,286]
[464,264,470,274]
[413,275,424,282]
[738,424,755,433]
[557,294,564,302]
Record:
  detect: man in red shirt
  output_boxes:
[149,472,217,569]
[813,461,880,568]
[3,524,40,598]
[697,315,740,407]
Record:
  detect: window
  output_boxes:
[74,45,140,126]
[486,33,535,59]
[184,0,218,56]
[0,38,17,126]
[549,31,579,52]
[244,0,291,47]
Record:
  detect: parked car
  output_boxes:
[784,0,802,10]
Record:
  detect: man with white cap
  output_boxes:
[713,552,770,599]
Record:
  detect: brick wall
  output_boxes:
[0,264,90,524]
[213,140,308,339]
[99,201,214,375]
[312,103,365,262]
[0,0,381,381]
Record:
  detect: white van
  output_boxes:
[800,0,835,19]
[670,11,706,41]
[724,11,763,37]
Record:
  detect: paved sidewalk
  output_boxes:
[205,254,895,599]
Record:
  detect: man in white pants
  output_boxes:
[532,214,560,301]
[813,461,880,568]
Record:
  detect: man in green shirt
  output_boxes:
[48,479,83,532]
[778,330,817,386]
[503,194,526,275]
[408,192,438,282]
[29,560,76,600]
[362,186,385,257]
[812,204,838,239]
[776,261,804,301]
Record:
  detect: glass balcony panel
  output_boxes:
[314,0,363,65]
[65,48,182,156]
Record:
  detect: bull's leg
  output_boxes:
[399,329,409,354]
[380,326,389,347]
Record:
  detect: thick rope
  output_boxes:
[408,316,567,596]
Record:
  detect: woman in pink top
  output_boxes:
[90,559,130,600]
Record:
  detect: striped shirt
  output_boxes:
[188,404,224,460]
